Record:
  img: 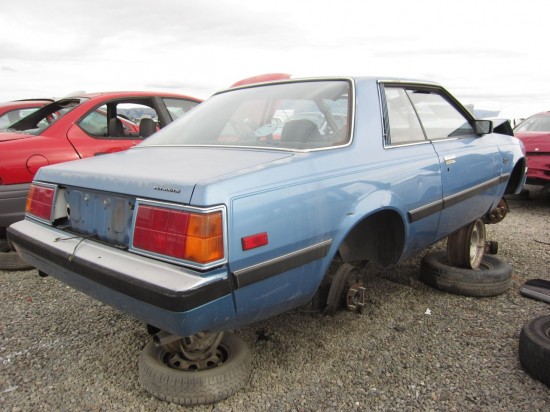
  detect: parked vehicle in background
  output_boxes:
[0,99,53,129]
[514,111,550,187]
[8,77,526,405]
[230,72,291,87]
[0,91,201,238]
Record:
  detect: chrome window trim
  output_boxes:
[136,78,356,153]
[378,80,476,149]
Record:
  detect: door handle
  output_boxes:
[444,155,456,165]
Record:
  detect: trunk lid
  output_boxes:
[38,146,294,204]
[0,131,34,142]
[37,146,293,246]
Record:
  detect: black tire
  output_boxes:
[420,251,511,297]
[0,250,34,271]
[519,315,550,387]
[0,237,9,252]
[139,332,252,405]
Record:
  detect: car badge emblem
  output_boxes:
[154,186,181,193]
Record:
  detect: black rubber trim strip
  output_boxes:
[442,175,507,209]
[408,174,510,223]
[408,199,444,223]
[7,227,231,312]
[231,239,332,288]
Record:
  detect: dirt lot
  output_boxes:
[1,187,549,411]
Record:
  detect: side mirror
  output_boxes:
[474,119,493,135]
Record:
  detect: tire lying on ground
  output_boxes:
[519,315,550,387]
[0,238,8,252]
[0,251,34,271]
[139,332,252,406]
[420,251,512,297]
[0,238,34,271]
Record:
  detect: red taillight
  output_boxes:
[26,184,55,221]
[133,203,224,265]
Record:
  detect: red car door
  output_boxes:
[65,104,144,157]
[66,122,141,158]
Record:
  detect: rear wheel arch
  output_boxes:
[303,209,405,314]
[338,209,405,267]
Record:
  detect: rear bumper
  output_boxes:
[7,219,236,336]
[0,183,29,229]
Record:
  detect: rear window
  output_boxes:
[141,80,352,151]
[515,115,550,132]
[7,99,84,135]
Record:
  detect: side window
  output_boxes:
[384,87,426,145]
[78,102,157,139]
[79,108,108,136]
[163,98,200,120]
[406,90,474,139]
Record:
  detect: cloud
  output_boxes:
[0,0,548,119]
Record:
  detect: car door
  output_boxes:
[380,85,443,253]
[406,88,502,239]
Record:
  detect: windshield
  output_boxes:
[514,115,550,132]
[5,98,85,135]
[141,80,352,151]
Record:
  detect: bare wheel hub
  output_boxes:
[164,331,226,371]
[484,197,509,224]
[346,282,366,312]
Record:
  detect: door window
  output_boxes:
[384,87,426,145]
[406,90,474,139]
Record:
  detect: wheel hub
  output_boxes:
[346,282,366,312]
[163,331,227,371]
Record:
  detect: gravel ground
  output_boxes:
[1,186,549,411]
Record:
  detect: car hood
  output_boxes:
[0,131,34,142]
[35,146,294,204]
[515,131,550,151]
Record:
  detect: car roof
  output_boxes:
[220,75,442,94]
[0,99,54,109]
[65,91,202,102]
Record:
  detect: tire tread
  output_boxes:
[420,251,511,297]
[519,315,550,387]
[139,332,252,405]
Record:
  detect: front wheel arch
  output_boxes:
[505,159,527,195]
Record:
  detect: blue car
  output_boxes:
[8,77,526,405]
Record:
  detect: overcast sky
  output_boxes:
[1,0,548,118]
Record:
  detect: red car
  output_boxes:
[514,111,550,187]
[0,99,53,129]
[0,91,201,236]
